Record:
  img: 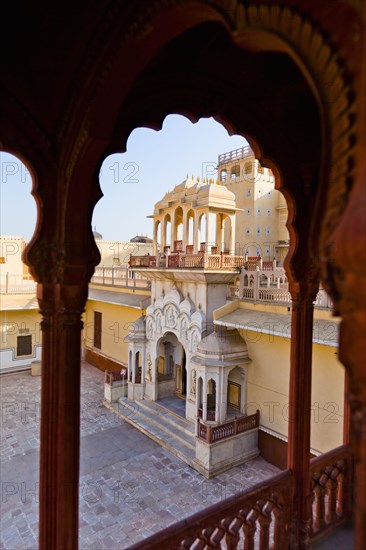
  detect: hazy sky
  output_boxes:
[0,115,248,242]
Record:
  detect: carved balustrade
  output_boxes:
[258,288,292,303]
[104,370,127,384]
[309,444,352,540]
[197,409,216,422]
[242,287,254,299]
[197,411,259,443]
[168,254,180,268]
[262,261,277,271]
[218,145,254,164]
[127,443,352,550]
[206,254,221,268]
[128,470,293,550]
[228,269,333,310]
[222,254,245,268]
[130,252,246,270]
[90,266,152,288]
[0,273,37,294]
[129,255,156,268]
[179,254,205,268]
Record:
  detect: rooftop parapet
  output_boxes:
[217,146,254,166]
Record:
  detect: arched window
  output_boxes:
[230,164,240,181]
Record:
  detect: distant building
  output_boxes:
[0,236,40,372]
[149,146,289,265]
[103,148,344,477]
[130,235,153,244]
[217,146,289,263]
[95,237,154,267]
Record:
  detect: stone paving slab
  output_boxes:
[0,361,280,549]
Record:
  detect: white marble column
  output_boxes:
[170,210,176,250]
[205,211,212,250]
[229,214,236,254]
[182,209,188,252]
[193,211,200,253]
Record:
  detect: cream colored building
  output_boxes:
[0,235,31,290]
[109,148,344,476]
[150,146,289,264]
[0,236,39,372]
[93,231,154,267]
[83,285,151,372]
[0,295,41,372]
[217,146,289,263]
[0,157,343,475]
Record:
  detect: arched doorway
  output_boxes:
[156,332,185,400]
[207,378,216,421]
[181,347,187,396]
[227,366,246,417]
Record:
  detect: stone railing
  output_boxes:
[258,288,292,303]
[127,443,353,549]
[0,273,36,294]
[206,254,221,269]
[218,145,254,165]
[197,410,259,444]
[228,268,333,310]
[310,444,352,540]
[197,409,216,422]
[90,267,151,289]
[131,252,245,270]
[129,256,156,268]
[128,470,293,549]
[168,254,180,268]
[179,253,204,268]
[104,369,127,384]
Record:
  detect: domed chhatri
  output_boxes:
[194,328,249,362]
[92,226,103,240]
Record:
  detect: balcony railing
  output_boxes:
[197,410,260,443]
[90,267,151,289]
[197,408,216,422]
[228,268,333,310]
[129,470,293,549]
[104,369,127,384]
[0,273,36,294]
[310,444,352,541]
[128,445,352,549]
[218,146,254,165]
[130,252,246,270]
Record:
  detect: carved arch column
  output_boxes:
[287,274,320,549]
[24,151,102,549]
[37,279,88,549]
[328,170,366,547]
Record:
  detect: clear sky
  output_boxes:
[0,115,248,242]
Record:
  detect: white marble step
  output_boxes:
[118,398,195,450]
[136,398,195,437]
[103,398,196,465]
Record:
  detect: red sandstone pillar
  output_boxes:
[287,286,318,549]
[343,369,351,445]
[38,282,86,549]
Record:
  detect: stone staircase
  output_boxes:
[103,397,199,470]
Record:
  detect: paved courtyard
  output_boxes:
[0,361,279,549]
